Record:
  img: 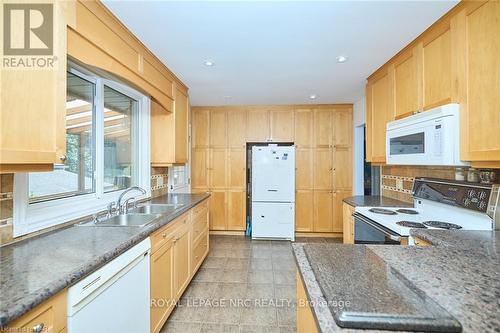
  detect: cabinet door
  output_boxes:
[174,225,190,298]
[150,240,174,333]
[313,191,333,232]
[333,147,352,190]
[333,109,352,147]
[462,1,500,161]
[192,108,210,148]
[294,108,313,148]
[333,191,351,233]
[270,110,294,142]
[296,190,313,232]
[227,190,247,231]
[192,149,209,189]
[227,109,247,148]
[228,149,246,189]
[296,149,313,190]
[209,191,227,230]
[209,149,227,189]
[313,149,333,190]
[314,109,333,148]
[210,109,227,148]
[422,28,452,110]
[247,110,270,142]
[342,203,355,244]
[174,87,189,162]
[394,48,419,119]
[366,70,393,163]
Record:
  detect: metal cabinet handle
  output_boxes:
[32,323,44,333]
[162,233,167,238]
[59,155,67,162]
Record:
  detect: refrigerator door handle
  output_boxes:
[267,189,278,192]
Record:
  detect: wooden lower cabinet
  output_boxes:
[150,239,175,333]
[414,237,432,247]
[227,190,247,231]
[342,203,355,244]
[6,290,67,333]
[313,191,333,232]
[150,198,209,333]
[297,270,319,333]
[209,191,227,230]
[296,190,314,232]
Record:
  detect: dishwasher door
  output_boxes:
[67,238,151,333]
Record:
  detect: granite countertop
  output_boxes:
[343,195,413,208]
[0,192,209,327]
[294,229,500,333]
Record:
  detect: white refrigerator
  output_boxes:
[251,145,295,240]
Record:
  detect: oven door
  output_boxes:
[353,213,401,245]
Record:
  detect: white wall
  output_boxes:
[353,95,366,195]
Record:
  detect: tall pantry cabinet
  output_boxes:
[191,105,353,236]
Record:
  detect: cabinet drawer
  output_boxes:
[191,199,209,221]
[151,212,190,253]
[192,229,209,270]
[7,290,67,333]
[192,212,209,244]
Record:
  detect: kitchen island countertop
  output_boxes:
[294,228,500,332]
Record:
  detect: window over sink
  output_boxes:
[14,63,151,237]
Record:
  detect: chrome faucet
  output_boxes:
[117,186,146,214]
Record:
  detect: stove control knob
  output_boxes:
[464,198,471,207]
[467,189,476,198]
[479,191,488,200]
[479,201,487,210]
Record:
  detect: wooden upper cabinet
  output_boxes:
[333,109,352,147]
[210,109,227,148]
[313,191,333,232]
[0,0,68,173]
[294,109,313,148]
[461,1,500,162]
[192,108,210,148]
[296,190,313,232]
[313,149,333,190]
[422,27,453,110]
[270,110,294,142]
[314,109,333,148]
[366,69,393,163]
[227,109,247,148]
[191,149,209,189]
[151,86,189,166]
[296,149,313,190]
[393,47,419,119]
[209,149,227,189]
[247,110,270,142]
[227,190,246,231]
[228,149,246,189]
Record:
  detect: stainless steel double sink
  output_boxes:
[77,204,183,227]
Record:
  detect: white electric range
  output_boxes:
[353,178,499,245]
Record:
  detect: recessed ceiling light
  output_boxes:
[309,94,317,100]
[336,55,348,63]
[204,60,214,67]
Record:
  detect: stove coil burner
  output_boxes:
[396,209,419,215]
[423,221,463,230]
[368,208,397,215]
[396,221,427,228]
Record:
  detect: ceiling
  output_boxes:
[103,1,458,106]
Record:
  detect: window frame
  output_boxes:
[13,64,151,237]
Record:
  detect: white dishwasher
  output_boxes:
[67,238,151,333]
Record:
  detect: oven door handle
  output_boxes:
[353,213,401,242]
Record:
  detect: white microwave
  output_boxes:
[386,104,469,166]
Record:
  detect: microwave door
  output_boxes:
[386,123,436,165]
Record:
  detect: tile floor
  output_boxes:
[160,235,340,333]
